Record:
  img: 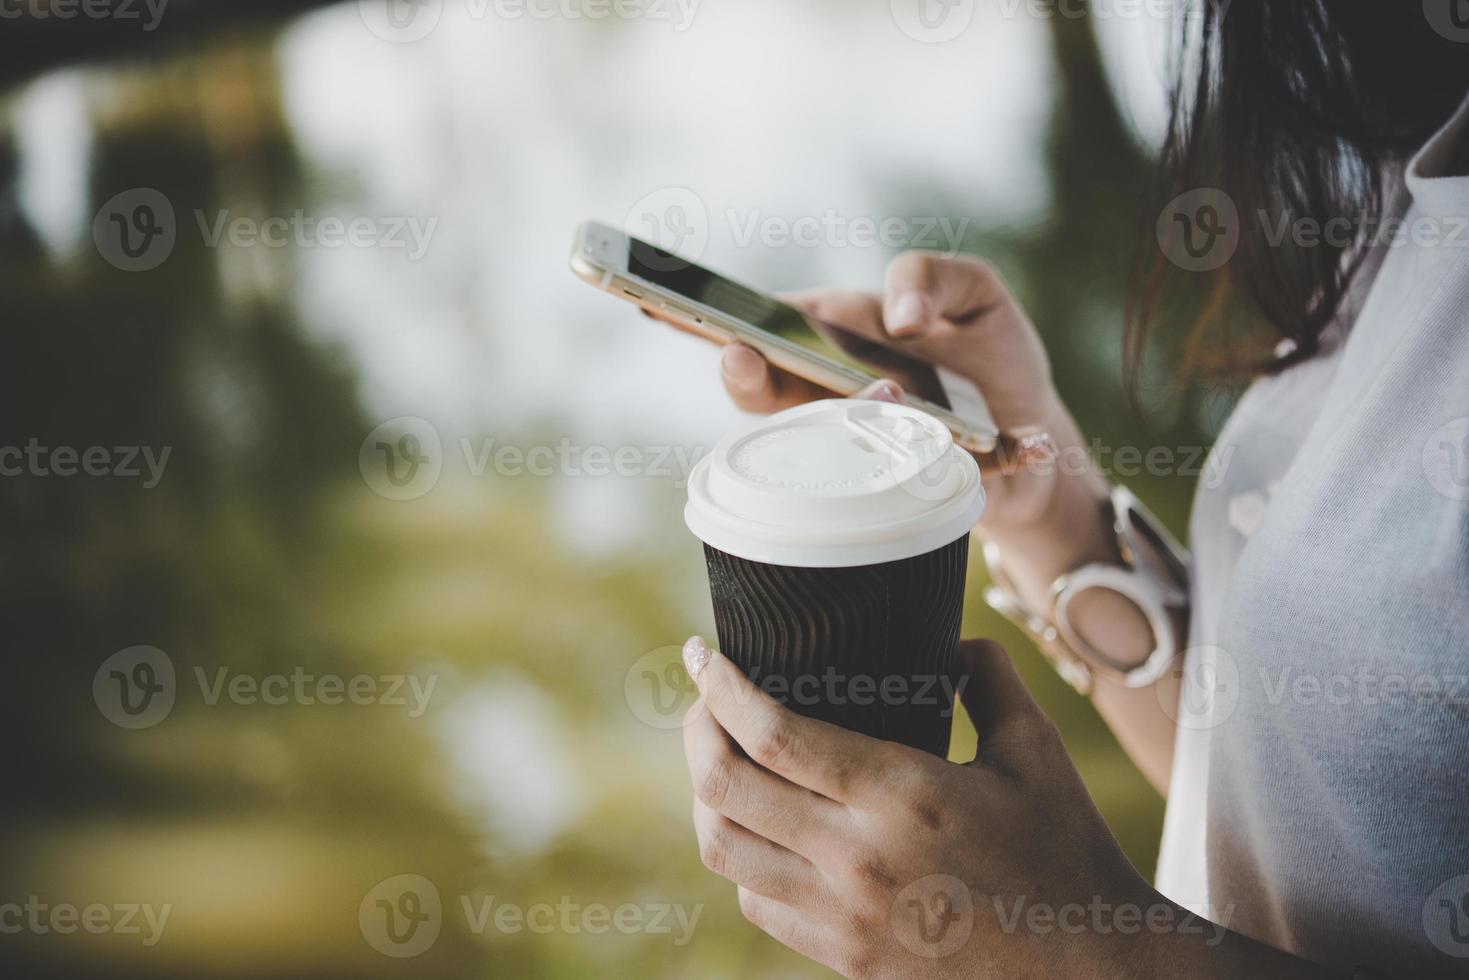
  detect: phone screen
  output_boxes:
[627,239,829,346]
[624,237,949,405]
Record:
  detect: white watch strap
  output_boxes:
[982,485,1190,695]
[1052,562,1181,690]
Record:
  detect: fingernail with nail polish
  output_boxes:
[682,635,712,679]
[1017,432,1058,464]
[887,292,929,334]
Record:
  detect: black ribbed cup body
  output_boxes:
[702,535,969,758]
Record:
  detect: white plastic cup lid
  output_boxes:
[685,399,985,568]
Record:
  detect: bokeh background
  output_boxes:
[2,2,1232,976]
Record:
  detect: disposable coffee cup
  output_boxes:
[685,399,985,757]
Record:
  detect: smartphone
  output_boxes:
[570,220,999,454]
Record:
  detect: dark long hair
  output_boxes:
[1131,2,1469,380]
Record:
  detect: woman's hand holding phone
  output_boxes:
[661,251,1179,789]
[705,251,1089,532]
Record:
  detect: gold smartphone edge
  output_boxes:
[570,243,998,455]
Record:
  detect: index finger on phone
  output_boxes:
[883,253,1009,339]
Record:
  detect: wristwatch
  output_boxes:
[982,485,1190,696]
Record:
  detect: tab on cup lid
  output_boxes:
[685,399,985,568]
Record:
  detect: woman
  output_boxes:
[675,5,1469,978]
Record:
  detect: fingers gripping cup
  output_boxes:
[685,400,985,757]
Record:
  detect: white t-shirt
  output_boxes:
[1154,94,1469,977]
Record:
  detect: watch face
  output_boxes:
[987,490,1189,691]
[1056,569,1160,675]
[1055,490,1190,686]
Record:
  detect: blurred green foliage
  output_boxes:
[0,13,1221,979]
